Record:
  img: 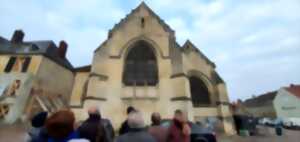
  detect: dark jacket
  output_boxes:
[47,131,80,142]
[119,120,130,135]
[148,125,168,142]
[28,112,48,142]
[101,119,114,142]
[116,128,156,142]
[78,115,107,142]
[30,127,48,142]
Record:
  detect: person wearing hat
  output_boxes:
[27,111,48,142]
[119,106,136,135]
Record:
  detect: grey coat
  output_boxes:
[115,129,156,142]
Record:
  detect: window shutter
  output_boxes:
[4,57,17,72]
[21,57,31,72]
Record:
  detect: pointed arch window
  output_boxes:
[123,41,158,86]
[189,76,211,107]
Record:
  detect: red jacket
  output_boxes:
[167,119,190,142]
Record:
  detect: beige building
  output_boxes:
[0,30,74,124]
[237,84,300,120]
[239,91,277,118]
[0,2,235,134]
[69,3,235,134]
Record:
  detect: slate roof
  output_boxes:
[73,65,91,72]
[0,36,73,70]
[243,91,277,107]
[211,71,224,84]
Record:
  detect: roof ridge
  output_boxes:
[182,40,215,68]
[284,85,300,98]
[109,2,174,36]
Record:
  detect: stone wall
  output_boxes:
[69,3,235,134]
[35,57,74,103]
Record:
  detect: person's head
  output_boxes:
[46,109,75,139]
[87,105,101,119]
[31,111,48,128]
[174,109,184,122]
[127,110,145,129]
[151,112,161,126]
[127,106,135,115]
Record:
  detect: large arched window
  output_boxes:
[122,41,158,86]
[189,76,211,107]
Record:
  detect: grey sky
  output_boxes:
[1,0,299,101]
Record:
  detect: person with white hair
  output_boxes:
[68,139,90,142]
[119,106,136,135]
[115,110,156,142]
[78,106,113,142]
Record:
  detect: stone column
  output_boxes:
[217,83,236,135]
[170,75,194,121]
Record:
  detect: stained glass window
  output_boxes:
[123,41,158,86]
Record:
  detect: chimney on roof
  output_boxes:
[11,30,24,43]
[58,40,68,59]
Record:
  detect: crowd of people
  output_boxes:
[26,106,191,142]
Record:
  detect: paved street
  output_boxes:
[218,126,300,142]
[0,124,28,142]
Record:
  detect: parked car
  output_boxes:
[259,117,278,126]
[161,119,217,142]
[282,117,300,129]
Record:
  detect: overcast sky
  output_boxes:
[1,0,299,101]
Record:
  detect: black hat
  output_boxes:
[127,106,135,114]
[31,111,48,128]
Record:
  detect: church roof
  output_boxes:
[182,40,216,68]
[0,35,73,70]
[211,71,224,84]
[284,84,300,99]
[74,65,91,72]
[110,2,174,36]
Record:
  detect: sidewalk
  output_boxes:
[217,126,300,142]
[0,124,28,142]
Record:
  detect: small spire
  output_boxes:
[140,1,146,6]
[138,1,149,9]
[185,39,192,44]
[183,39,194,48]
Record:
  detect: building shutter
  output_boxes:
[4,57,17,72]
[21,57,31,72]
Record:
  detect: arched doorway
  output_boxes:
[122,41,158,86]
[189,76,211,107]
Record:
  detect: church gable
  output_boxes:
[109,2,174,38]
[182,40,215,68]
[94,2,175,58]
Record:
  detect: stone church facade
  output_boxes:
[70,3,235,134]
[0,2,235,134]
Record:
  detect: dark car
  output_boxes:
[161,120,217,142]
[233,115,258,136]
